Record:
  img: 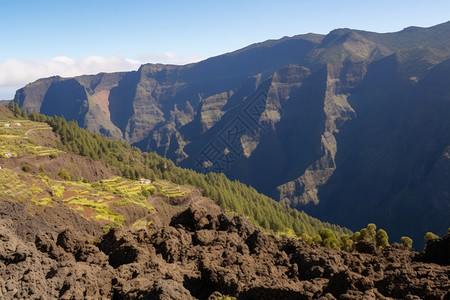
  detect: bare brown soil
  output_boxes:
[91,90,111,117]
[0,152,121,182]
[62,190,77,200]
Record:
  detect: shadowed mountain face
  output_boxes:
[14,22,450,244]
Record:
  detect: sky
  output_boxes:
[1,0,449,99]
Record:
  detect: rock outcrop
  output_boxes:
[1,194,449,299]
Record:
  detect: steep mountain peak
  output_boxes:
[228,32,324,56]
[318,28,355,47]
[400,25,424,33]
[309,28,390,65]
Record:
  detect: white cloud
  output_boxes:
[0,52,207,99]
[0,55,142,89]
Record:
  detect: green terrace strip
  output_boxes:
[0,119,60,158]
[62,197,125,224]
[153,180,190,198]
[20,105,352,238]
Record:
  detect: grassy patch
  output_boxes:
[132,219,150,229]
[65,197,125,227]
[30,187,44,194]
[0,168,32,201]
[51,185,65,199]
[32,197,53,207]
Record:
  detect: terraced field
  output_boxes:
[0,112,192,232]
[0,162,192,232]
[0,120,60,158]
[153,180,191,198]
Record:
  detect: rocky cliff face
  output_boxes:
[1,192,449,300]
[14,22,450,244]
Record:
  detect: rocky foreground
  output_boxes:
[0,193,449,300]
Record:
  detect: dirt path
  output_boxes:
[25,128,39,136]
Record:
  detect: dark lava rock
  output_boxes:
[1,196,449,299]
[142,279,196,300]
[418,233,450,265]
[355,241,378,255]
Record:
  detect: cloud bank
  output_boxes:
[0,53,205,99]
[0,55,141,88]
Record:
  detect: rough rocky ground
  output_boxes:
[0,192,449,300]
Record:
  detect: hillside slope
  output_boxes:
[1,109,449,299]
[14,21,450,245]
[0,105,351,238]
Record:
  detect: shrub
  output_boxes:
[400,236,413,250]
[318,228,340,250]
[424,232,439,242]
[58,169,71,181]
[375,229,390,248]
[49,153,58,159]
[51,185,65,199]
[301,233,313,245]
[340,234,354,252]
[366,223,377,241]
[352,232,361,242]
[22,164,32,172]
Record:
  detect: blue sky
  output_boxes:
[1,0,449,99]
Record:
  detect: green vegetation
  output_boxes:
[424,232,439,242]
[58,169,71,181]
[32,197,53,207]
[16,105,352,237]
[319,228,340,250]
[92,177,155,210]
[0,109,59,158]
[0,168,32,201]
[55,178,153,231]
[64,196,125,226]
[348,222,390,249]
[0,106,160,232]
[375,229,390,248]
[153,180,188,198]
[30,187,43,194]
[303,223,392,252]
[132,219,152,229]
[401,236,413,250]
[51,185,65,199]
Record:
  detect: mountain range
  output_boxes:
[14,21,450,244]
